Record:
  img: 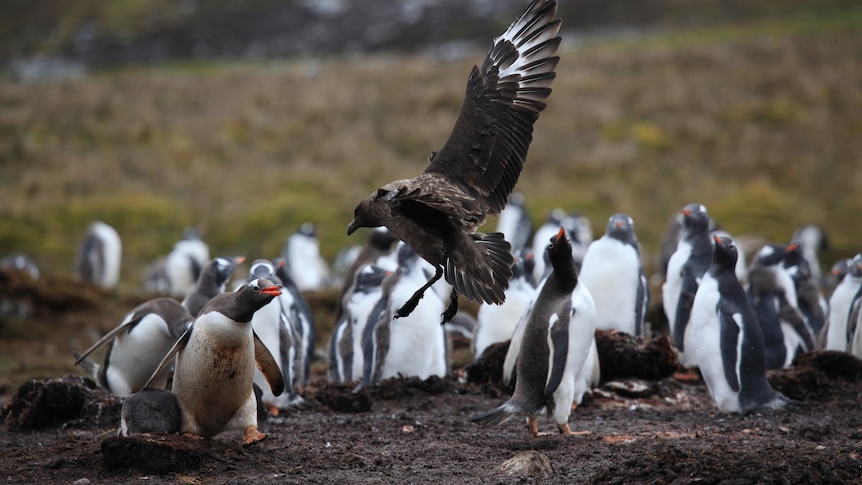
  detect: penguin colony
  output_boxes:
[0,0,854,443]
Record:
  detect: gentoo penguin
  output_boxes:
[145,227,210,297]
[824,254,862,351]
[662,203,713,375]
[346,0,561,325]
[473,249,536,360]
[119,388,182,436]
[182,256,244,317]
[783,246,827,343]
[273,258,316,388]
[531,209,592,283]
[470,228,597,437]
[791,224,828,284]
[501,246,598,407]
[361,244,448,387]
[246,260,307,411]
[146,278,285,445]
[74,297,193,396]
[1,252,39,279]
[746,243,816,369]
[825,258,852,291]
[328,264,389,383]
[578,213,649,336]
[75,221,122,290]
[283,223,330,291]
[334,228,399,320]
[496,193,533,253]
[689,235,796,414]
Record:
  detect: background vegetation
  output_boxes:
[1,4,860,294]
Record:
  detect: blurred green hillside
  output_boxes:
[1,8,861,292]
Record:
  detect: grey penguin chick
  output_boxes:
[145,278,285,445]
[469,227,597,437]
[120,388,182,436]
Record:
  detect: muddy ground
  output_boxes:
[2,270,862,483]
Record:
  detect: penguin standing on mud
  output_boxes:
[690,235,797,414]
[663,203,713,376]
[469,228,596,437]
[145,278,285,445]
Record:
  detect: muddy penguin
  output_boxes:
[469,227,597,437]
[690,236,796,414]
[145,278,285,445]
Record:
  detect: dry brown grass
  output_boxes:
[1,22,860,286]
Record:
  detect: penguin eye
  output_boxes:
[251,283,260,292]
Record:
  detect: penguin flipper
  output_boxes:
[544,313,570,397]
[253,331,286,397]
[719,310,742,393]
[143,324,193,389]
[73,316,142,365]
[673,272,699,350]
[502,310,529,386]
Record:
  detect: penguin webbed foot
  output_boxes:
[243,425,267,446]
[441,289,459,325]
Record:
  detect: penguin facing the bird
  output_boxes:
[469,227,596,437]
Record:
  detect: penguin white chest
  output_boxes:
[579,239,640,333]
[173,312,257,437]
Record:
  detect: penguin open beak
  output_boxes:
[555,227,566,242]
[261,285,282,297]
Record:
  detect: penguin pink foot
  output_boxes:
[243,426,267,446]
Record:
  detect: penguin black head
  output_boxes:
[213,256,243,286]
[216,278,282,323]
[368,228,399,252]
[753,243,799,267]
[681,203,710,234]
[606,213,637,244]
[712,235,738,270]
[547,227,578,285]
[396,242,420,268]
[249,259,281,284]
[354,264,389,293]
[298,222,317,238]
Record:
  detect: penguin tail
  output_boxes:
[468,401,522,427]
